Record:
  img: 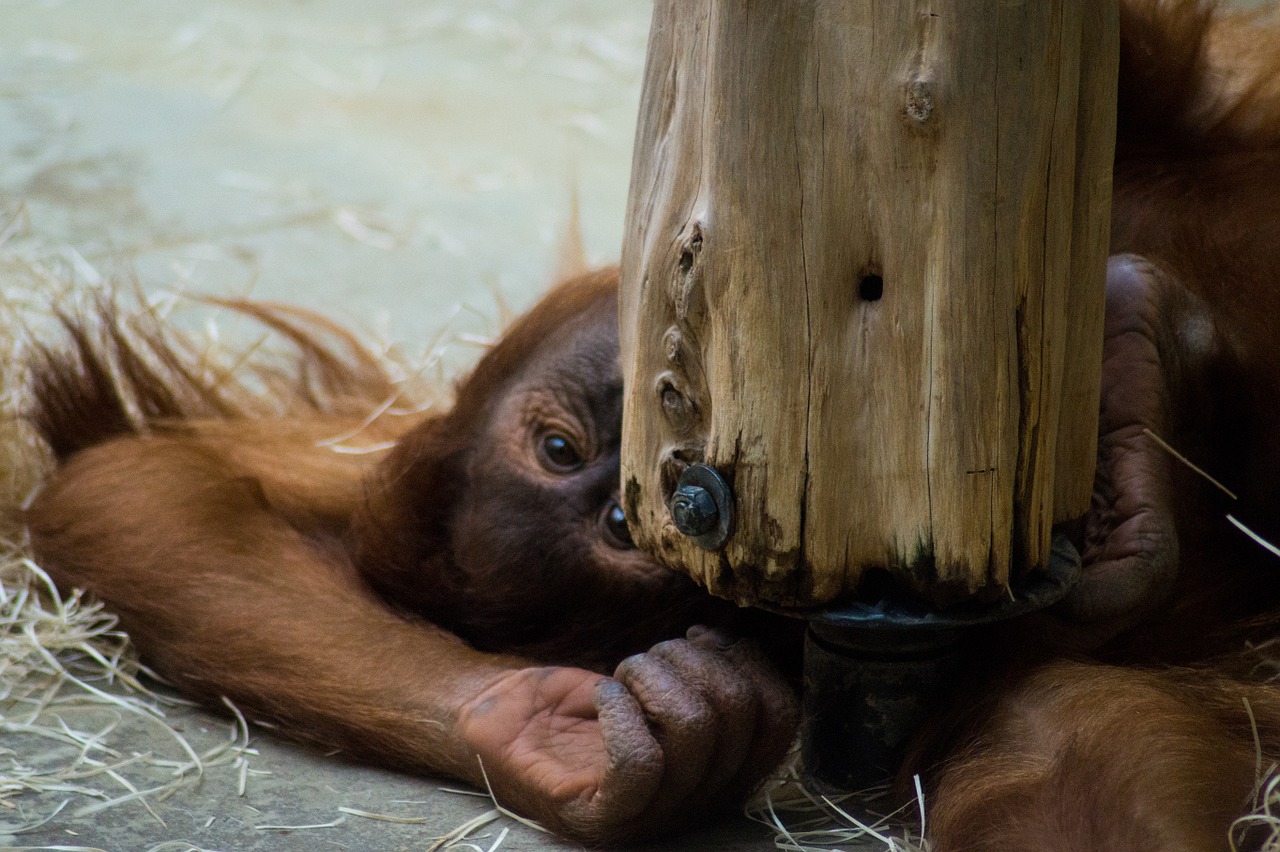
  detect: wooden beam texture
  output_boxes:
[620,0,1118,608]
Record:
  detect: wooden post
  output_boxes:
[619,1,1118,609]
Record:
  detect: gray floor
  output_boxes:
[4,696,793,852]
[1,0,646,358]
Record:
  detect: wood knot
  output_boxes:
[678,223,704,275]
[904,78,934,125]
[672,223,708,325]
[662,326,684,365]
[656,371,698,434]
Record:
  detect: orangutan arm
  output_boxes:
[25,433,796,845]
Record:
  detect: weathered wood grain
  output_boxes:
[620,0,1119,608]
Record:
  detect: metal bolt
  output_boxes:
[668,462,733,551]
[671,484,718,536]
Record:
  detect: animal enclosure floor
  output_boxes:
[5,694,808,852]
[0,0,650,360]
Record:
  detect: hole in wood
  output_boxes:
[678,248,694,275]
[850,565,899,602]
[678,227,703,275]
[859,274,884,302]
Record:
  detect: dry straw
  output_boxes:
[745,752,929,852]
[1,204,259,837]
[0,203,501,848]
[4,201,1280,849]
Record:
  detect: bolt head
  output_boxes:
[670,484,718,536]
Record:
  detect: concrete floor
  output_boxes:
[0,2,883,849]
[4,695,796,851]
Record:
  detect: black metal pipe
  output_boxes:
[801,534,1081,792]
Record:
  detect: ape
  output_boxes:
[23,271,799,845]
[18,1,1280,850]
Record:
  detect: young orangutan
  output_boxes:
[23,271,799,845]
[19,1,1280,849]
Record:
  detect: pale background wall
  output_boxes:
[1,0,649,368]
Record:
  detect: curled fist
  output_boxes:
[456,627,799,845]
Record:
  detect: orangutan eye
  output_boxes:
[537,432,583,472]
[600,500,634,550]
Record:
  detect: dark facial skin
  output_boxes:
[338,271,800,842]
[448,292,720,667]
[351,272,730,673]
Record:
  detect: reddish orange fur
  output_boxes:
[24,269,798,845]
[926,663,1278,852]
[18,2,1280,849]
[24,294,500,780]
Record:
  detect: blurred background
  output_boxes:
[1,0,650,364]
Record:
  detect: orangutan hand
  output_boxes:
[455,627,798,845]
